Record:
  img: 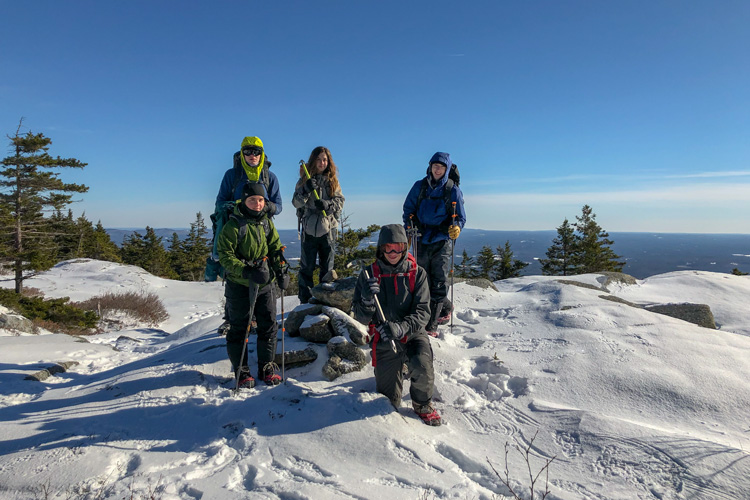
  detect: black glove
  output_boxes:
[377,321,404,342]
[303,177,318,194]
[242,258,270,285]
[265,201,277,215]
[361,276,380,307]
[314,198,329,211]
[276,271,290,291]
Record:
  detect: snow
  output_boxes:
[1,259,749,499]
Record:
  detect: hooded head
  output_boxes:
[376,224,409,263]
[239,136,266,183]
[426,152,452,175]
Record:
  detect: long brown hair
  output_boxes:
[300,146,340,194]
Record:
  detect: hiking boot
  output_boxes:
[427,329,439,338]
[413,403,442,426]
[218,321,230,336]
[262,362,282,386]
[237,369,255,389]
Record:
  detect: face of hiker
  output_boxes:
[430,162,447,181]
[244,195,265,212]
[243,146,262,167]
[382,242,406,265]
[314,152,328,174]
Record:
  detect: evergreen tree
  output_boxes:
[475,245,498,280]
[457,249,477,278]
[49,208,79,261]
[0,121,88,293]
[495,240,529,280]
[573,205,624,273]
[88,221,121,262]
[540,218,578,276]
[140,227,176,278]
[168,232,187,279]
[121,230,146,268]
[333,212,380,278]
[179,212,211,281]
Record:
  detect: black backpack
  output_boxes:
[415,163,461,226]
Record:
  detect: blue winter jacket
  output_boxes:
[402,171,466,245]
[215,151,283,216]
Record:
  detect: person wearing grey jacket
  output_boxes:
[352,224,442,426]
[292,146,345,303]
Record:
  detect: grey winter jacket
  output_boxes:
[292,174,345,239]
[352,225,431,338]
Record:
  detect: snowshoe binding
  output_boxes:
[437,303,453,326]
[236,368,255,389]
[262,362,282,386]
[413,403,442,426]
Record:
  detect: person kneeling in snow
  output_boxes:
[352,224,442,426]
[217,183,290,388]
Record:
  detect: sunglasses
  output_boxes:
[242,147,263,156]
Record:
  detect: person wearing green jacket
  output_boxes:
[217,183,289,388]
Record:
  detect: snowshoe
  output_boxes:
[237,368,255,389]
[437,304,453,325]
[262,362,282,386]
[413,403,442,426]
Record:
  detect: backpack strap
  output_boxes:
[230,214,271,242]
[415,178,455,230]
[370,254,416,296]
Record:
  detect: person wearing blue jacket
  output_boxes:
[205,136,283,282]
[402,152,466,336]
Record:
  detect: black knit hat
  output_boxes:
[242,182,267,201]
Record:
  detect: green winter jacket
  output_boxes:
[217,202,283,287]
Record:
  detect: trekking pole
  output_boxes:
[234,282,260,393]
[279,247,288,383]
[363,268,397,353]
[408,214,418,261]
[450,201,457,334]
[299,160,327,217]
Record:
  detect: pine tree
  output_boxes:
[457,249,477,278]
[121,231,146,267]
[475,245,498,280]
[88,221,121,262]
[0,121,88,293]
[141,227,176,278]
[168,232,187,279]
[540,218,578,276]
[49,208,79,261]
[573,205,624,273]
[179,212,211,281]
[333,212,380,278]
[495,240,529,280]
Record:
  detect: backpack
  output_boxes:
[415,163,460,227]
[370,253,417,296]
[230,213,271,242]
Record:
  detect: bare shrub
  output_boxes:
[488,430,556,500]
[21,286,45,298]
[75,290,169,328]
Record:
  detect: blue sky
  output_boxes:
[2,1,748,233]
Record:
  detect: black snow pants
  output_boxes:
[298,233,334,303]
[224,280,277,377]
[417,239,452,330]
[373,333,435,409]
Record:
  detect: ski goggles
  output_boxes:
[381,243,406,255]
[242,146,263,156]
